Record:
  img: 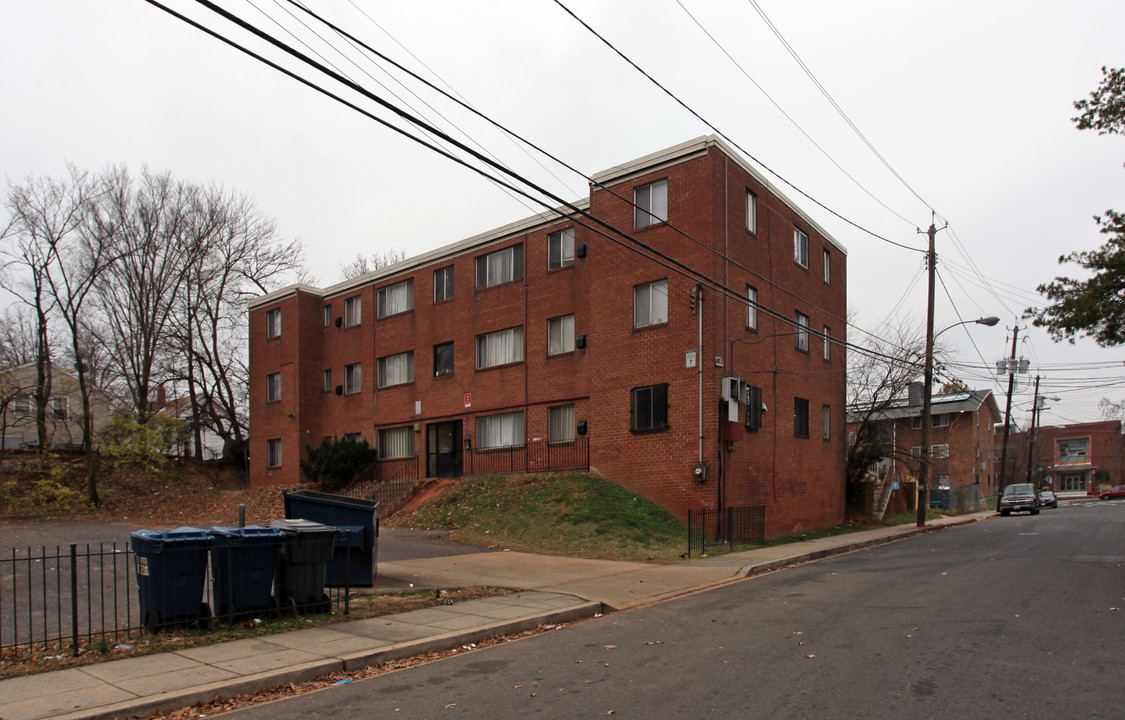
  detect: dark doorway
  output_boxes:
[427,420,463,478]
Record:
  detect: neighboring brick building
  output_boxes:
[247,136,848,536]
[847,389,1001,508]
[1000,420,1125,493]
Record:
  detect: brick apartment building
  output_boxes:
[998,420,1125,493]
[247,136,847,536]
[847,389,1001,507]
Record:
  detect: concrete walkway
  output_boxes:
[0,513,990,720]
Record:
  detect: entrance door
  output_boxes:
[427,421,463,478]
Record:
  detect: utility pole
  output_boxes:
[917,222,937,528]
[1025,375,1041,486]
[997,326,1020,505]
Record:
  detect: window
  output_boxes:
[434,266,454,302]
[549,228,575,269]
[433,342,454,377]
[323,304,332,327]
[266,373,281,403]
[377,279,414,318]
[744,385,763,430]
[549,405,576,443]
[911,416,923,430]
[911,446,922,458]
[343,432,362,443]
[634,279,668,328]
[746,286,758,330]
[266,308,281,339]
[795,312,809,351]
[746,190,757,233]
[935,475,950,489]
[822,404,831,440]
[476,326,524,369]
[548,314,575,356]
[794,227,809,268]
[344,362,362,394]
[794,397,809,437]
[344,296,361,327]
[13,395,30,418]
[631,384,669,432]
[932,414,949,428]
[378,427,414,459]
[377,351,414,388]
[822,326,831,361]
[823,249,831,284]
[635,179,668,228]
[267,438,282,468]
[323,369,332,393]
[1059,438,1088,461]
[477,411,524,449]
[52,396,69,421]
[932,444,950,459]
[476,245,523,288]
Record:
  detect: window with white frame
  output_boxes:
[549,228,575,270]
[477,411,524,449]
[932,444,950,459]
[746,286,758,330]
[1059,438,1088,461]
[823,249,831,284]
[378,427,415,459]
[746,190,757,233]
[794,397,810,437]
[434,266,454,302]
[911,446,921,458]
[323,304,332,327]
[634,279,668,328]
[377,351,414,388]
[935,475,950,489]
[548,314,575,356]
[795,312,809,351]
[267,372,281,403]
[344,362,362,394]
[823,326,831,361]
[932,414,949,428]
[549,405,576,443]
[634,179,668,228]
[344,296,361,327]
[822,404,831,440]
[266,308,281,338]
[631,384,669,432]
[377,279,414,318]
[52,396,69,421]
[476,326,524,369]
[267,438,282,468]
[794,227,809,268]
[13,395,30,417]
[476,245,523,289]
[323,369,332,393]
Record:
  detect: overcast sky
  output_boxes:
[3,0,1124,427]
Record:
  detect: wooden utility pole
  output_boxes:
[1026,375,1041,485]
[997,326,1020,504]
[917,222,937,527]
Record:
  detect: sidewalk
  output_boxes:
[0,513,990,720]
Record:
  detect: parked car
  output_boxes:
[1099,485,1125,500]
[999,483,1039,516]
[1038,490,1058,508]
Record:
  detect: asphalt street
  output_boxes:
[220,500,1125,719]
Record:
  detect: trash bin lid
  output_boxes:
[269,518,339,535]
[283,489,378,510]
[209,525,286,544]
[130,527,212,553]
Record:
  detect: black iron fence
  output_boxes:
[1,536,354,656]
[686,505,766,558]
[466,437,589,477]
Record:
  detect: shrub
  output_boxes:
[100,412,190,478]
[300,436,378,490]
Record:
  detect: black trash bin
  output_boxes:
[208,525,285,623]
[283,490,378,586]
[270,518,338,614]
[130,527,213,633]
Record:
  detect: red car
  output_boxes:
[1099,485,1125,500]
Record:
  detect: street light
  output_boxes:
[917,315,1001,527]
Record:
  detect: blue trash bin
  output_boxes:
[283,490,378,587]
[208,525,285,623]
[270,518,338,614]
[131,527,213,633]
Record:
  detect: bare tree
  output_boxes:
[339,249,406,280]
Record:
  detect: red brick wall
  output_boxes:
[247,139,847,536]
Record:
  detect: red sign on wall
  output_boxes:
[464,393,472,407]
